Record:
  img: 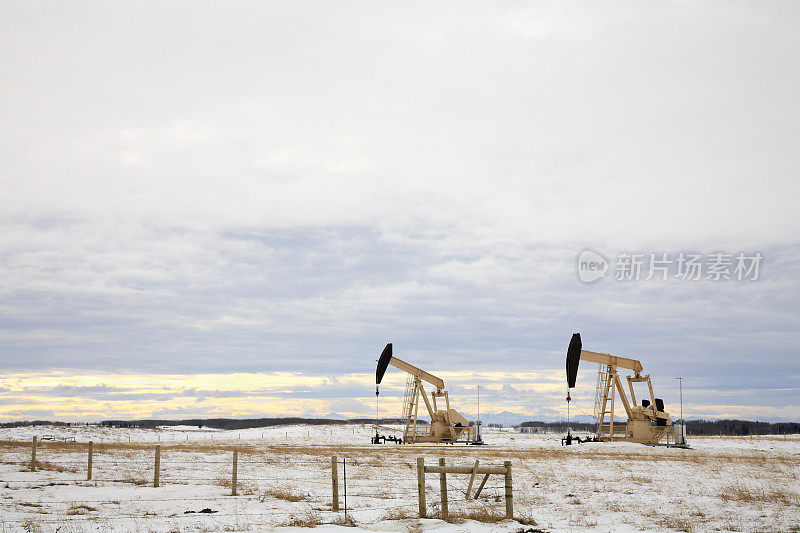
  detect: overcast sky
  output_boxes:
[1,1,799,422]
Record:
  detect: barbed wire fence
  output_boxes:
[0,437,516,530]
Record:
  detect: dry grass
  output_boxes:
[0,440,82,452]
[653,514,696,532]
[16,502,45,513]
[6,435,794,472]
[262,488,306,502]
[0,435,784,454]
[719,482,800,506]
[380,508,416,521]
[26,460,79,473]
[689,507,706,519]
[691,434,800,442]
[0,439,254,454]
[275,510,321,527]
[446,507,540,525]
[17,501,43,507]
[372,488,396,500]
[446,508,507,523]
[327,514,357,527]
[66,503,98,515]
[215,477,257,495]
[514,514,541,526]
[21,520,42,533]
[118,475,149,486]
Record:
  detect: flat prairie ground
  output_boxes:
[1,425,798,532]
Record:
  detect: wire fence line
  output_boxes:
[1,439,516,529]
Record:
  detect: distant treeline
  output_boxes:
[519,420,596,433]
[98,418,409,430]
[684,419,800,436]
[0,420,74,428]
[0,417,413,430]
[0,418,409,430]
[519,419,800,436]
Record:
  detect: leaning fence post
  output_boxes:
[417,457,426,518]
[154,444,161,487]
[31,436,37,472]
[439,457,448,520]
[466,459,479,499]
[87,441,93,480]
[473,473,490,499]
[231,449,238,496]
[504,460,513,519]
[331,456,339,511]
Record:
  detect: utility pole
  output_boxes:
[476,385,482,442]
[680,378,685,443]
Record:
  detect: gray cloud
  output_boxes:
[1,1,799,420]
[2,410,56,418]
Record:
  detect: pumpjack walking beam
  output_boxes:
[375,343,472,444]
[566,333,675,444]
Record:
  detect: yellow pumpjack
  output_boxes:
[374,343,477,444]
[566,333,682,445]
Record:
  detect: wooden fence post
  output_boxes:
[30,436,37,472]
[343,457,347,520]
[466,460,479,499]
[504,460,513,519]
[439,457,448,520]
[87,441,93,481]
[231,449,238,496]
[154,445,161,487]
[417,457,426,518]
[331,456,339,511]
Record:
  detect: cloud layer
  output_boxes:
[1,2,799,421]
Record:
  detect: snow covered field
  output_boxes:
[1,424,798,532]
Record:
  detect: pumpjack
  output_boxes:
[566,333,679,444]
[374,343,475,444]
